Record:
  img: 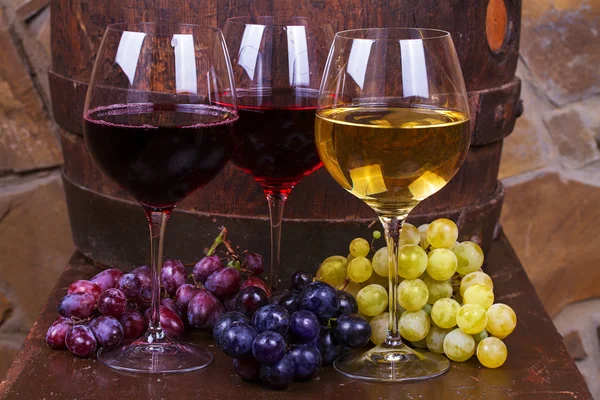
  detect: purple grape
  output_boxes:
[233,358,261,382]
[46,316,73,349]
[260,356,295,389]
[298,281,340,319]
[187,290,225,329]
[67,280,103,301]
[269,290,290,305]
[90,269,124,291]
[334,314,371,348]
[318,328,345,365]
[289,310,320,344]
[175,283,199,313]
[205,267,241,298]
[118,309,146,340]
[277,291,300,314]
[234,287,269,317]
[252,331,286,365]
[65,325,97,357]
[291,270,313,291]
[116,274,141,299]
[58,292,96,319]
[145,306,185,338]
[287,345,322,381]
[240,277,271,297]
[161,259,187,295]
[220,321,257,359]
[252,305,290,336]
[132,265,151,290]
[135,288,151,310]
[97,288,127,317]
[336,291,358,316]
[243,253,264,276]
[223,295,236,312]
[192,255,223,283]
[89,316,124,348]
[212,311,250,348]
[161,298,183,320]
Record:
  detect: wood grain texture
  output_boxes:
[0,236,592,400]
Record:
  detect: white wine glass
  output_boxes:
[315,28,471,382]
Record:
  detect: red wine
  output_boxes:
[232,89,322,195]
[84,103,237,210]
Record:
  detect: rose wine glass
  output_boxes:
[223,16,334,290]
[315,28,471,381]
[82,23,238,373]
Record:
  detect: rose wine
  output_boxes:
[232,89,322,195]
[84,103,237,209]
[315,106,470,215]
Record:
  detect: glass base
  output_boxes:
[97,337,213,374]
[333,342,450,382]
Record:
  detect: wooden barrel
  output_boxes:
[50,0,522,274]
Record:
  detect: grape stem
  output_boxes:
[207,227,227,257]
[337,277,350,291]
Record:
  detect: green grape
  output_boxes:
[319,256,348,287]
[422,303,432,316]
[486,304,517,339]
[460,271,494,296]
[400,223,421,246]
[357,284,388,316]
[347,253,356,263]
[410,339,428,349]
[456,304,488,334]
[426,218,459,249]
[363,270,389,288]
[399,310,430,342]
[424,275,453,304]
[426,325,452,354]
[343,281,362,298]
[443,328,475,362]
[418,224,430,250]
[398,279,428,311]
[453,241,485,275]
[431,298,460,329]
[372,247,389,277]
[369,312,389,345]
[473,329,489,343]
[398,244,428,279]
[426,248,458,281]
[373,230,382,239]
[349,238,370,258]
[477,337,507,368]
[464,283,494,310]
[348,257,373,283]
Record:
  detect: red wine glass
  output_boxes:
[82,23,238,373]
[223,16,334,290]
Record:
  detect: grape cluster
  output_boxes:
[317,218,517,369]
[213,271,371,390]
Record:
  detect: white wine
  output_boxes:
[315,106,470,215]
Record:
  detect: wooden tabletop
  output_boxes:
[0,233,592,400]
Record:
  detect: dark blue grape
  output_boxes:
[89,315,124,348]
[289,310,320,344]
[269,290,290,305]
[252,305,290,336]
[220,322,257,359]
[318,328,345,365]
[260,356,295,390]
[336,291,358,316]
[278,291,300,314]
[252,331,286,365]
[291,270,312,291]
[287,345,322,381]
[213,311,250,348]
[233,358,261,382]
[192,255,223,283]
[234,286,269,317]
[334,314,371,348]
[298,281,340,319]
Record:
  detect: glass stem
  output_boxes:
[266,192,288,291]
[379,213,409,347]
[144,208,172,343]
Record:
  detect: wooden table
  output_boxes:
[0,234,592,399]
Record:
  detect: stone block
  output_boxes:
[520,0,600,105]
